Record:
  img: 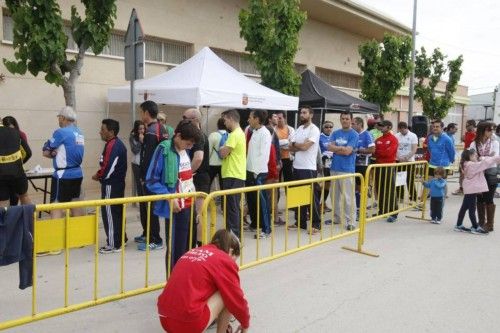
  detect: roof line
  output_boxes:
[333,0,412,34]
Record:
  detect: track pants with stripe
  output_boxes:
[101,182,127,248]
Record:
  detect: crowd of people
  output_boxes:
[3,103,500,332]
[2,104,499,244]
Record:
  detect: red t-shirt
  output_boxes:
[463,131,476,149]
[158,244,250,328]
[374,132,398,163]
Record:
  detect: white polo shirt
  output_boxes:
[246,126,271,174]
[291,123,320,170]
[396,131,418,161]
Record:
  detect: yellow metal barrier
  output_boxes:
[364,161,429,224]
[0,192,206,331]
[2,171,389,330]
[200,173,378,272]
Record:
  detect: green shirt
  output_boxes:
[221,127,246,180]
[369,128,382,141]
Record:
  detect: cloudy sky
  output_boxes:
[352,0,500,95]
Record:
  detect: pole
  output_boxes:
[131,80,136,124]
[408,0,417,127]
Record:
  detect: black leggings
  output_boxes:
[457,194,478,228]
[477,183,496,205]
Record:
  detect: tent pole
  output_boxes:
[205,106,209,133]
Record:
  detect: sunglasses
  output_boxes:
[324,125,333,129]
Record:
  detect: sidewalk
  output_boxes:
[3,183,500,332]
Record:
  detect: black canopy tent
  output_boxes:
[289,69,379,128]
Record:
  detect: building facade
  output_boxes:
[0,0,468,198]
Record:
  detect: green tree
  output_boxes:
[239,0,306,96]
[358,33,413,113]
[414,47,463,120]
[3,0,117,109]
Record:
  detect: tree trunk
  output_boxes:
[62,46,86,110]
[62,82,76,109]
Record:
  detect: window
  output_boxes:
[145,39,162,62]
[101,33,124,57]
[163,41,191,64]
[2,13,13,41]
[144,39,191,64]
[3,11,190,65]
[315,67,361,89]
[212,48,259,75]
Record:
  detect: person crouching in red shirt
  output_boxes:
[373,120,399,223]
[158,229,250,333]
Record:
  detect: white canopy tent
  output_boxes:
[107,47,299,110]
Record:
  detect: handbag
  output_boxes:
[484,172,499,185]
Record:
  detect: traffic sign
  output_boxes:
[124,9,145,81]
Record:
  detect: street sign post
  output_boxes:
[124,8,145,124]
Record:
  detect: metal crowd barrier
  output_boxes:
[2,172,388,330]
[364,161,429,224]
[200,173,378,271]
[0,192,206,331]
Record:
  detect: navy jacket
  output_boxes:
[0,205,34,289]
[96,137,127,185]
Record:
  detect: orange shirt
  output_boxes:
[276,126,291,159]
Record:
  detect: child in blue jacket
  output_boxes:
[423,167,447,224]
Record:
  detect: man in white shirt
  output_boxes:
[396,121,418,202]
[246,109,272,239]
[288,106,321,234]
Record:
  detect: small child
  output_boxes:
[423,167,447,224]
[454,149,500,235]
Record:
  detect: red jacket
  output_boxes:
[374,132,398,163]
[463,131,476,149]
[246,126,278,179]
[157,244,250,328]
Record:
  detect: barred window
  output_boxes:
[2,13,13,41]
[145,39,162,62]
[163,41,190,64]
[212,48,259,75]
[101,33,124,57]
[315,67,361,89]
[2,12,190,65]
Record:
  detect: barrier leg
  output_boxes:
[342,177,379,257]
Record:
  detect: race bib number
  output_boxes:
[180,178,195,194]
[395,171,407,187]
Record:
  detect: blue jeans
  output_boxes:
[246,172,271,234]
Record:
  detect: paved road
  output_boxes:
[3,183,500,332]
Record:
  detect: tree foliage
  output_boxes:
[239,0,306,96]
[414,47,463,120]
[3,0,117,108]
[358,33,413,113]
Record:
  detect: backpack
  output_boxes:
[216,131,229,159]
